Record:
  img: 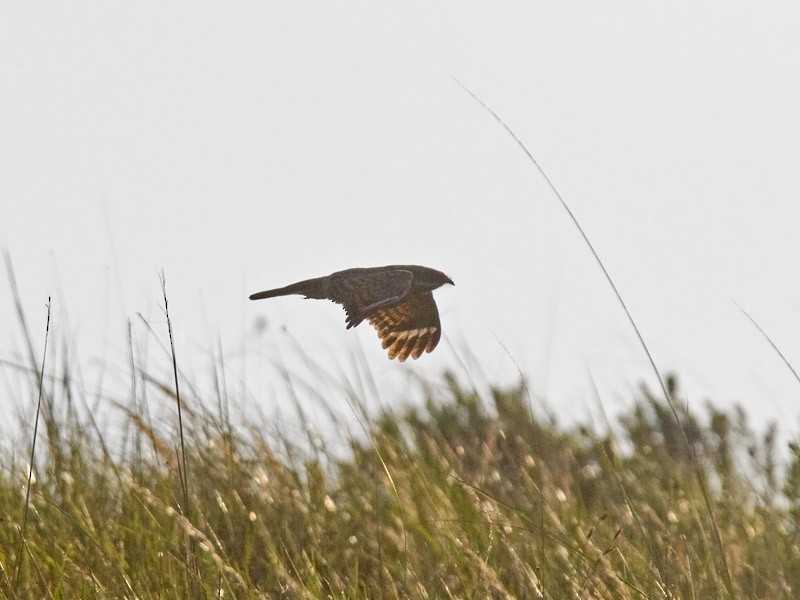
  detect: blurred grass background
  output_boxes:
[2,300,800,600]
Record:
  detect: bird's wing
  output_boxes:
[367,290,442,361]
[328,268,414,328]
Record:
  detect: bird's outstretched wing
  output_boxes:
[328,268,414,328]
[367,290,442,361]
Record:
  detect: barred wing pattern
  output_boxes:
[327,268,414,329]
[368,291,442,361]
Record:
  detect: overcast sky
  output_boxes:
[3,3,800,435]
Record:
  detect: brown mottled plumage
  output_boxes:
[249,265,453,361]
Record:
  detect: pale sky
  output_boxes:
[3,3,800,436]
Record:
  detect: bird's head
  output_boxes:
[403,265,454,290]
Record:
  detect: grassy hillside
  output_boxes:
[1,343,798,600]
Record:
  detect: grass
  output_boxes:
[1,310,800,599]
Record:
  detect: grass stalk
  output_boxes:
[13,297,52,590]
[159,271,190,514]
[456,80,735,597]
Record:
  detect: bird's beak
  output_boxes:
[447,277,455,286]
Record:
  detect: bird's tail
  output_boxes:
[249,276,329,301]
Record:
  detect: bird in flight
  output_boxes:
[250,265,453,361]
